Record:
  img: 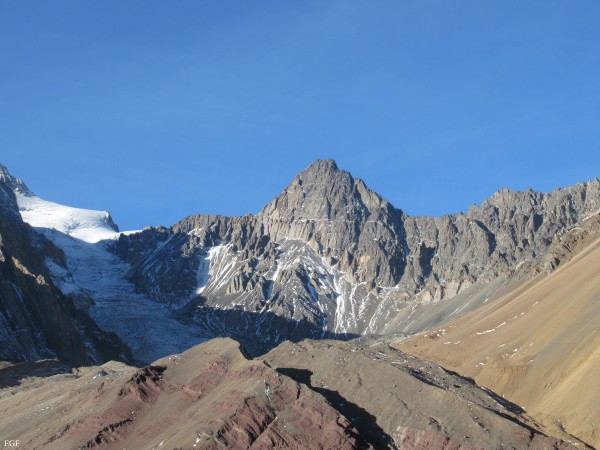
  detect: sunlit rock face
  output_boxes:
[114,160,600,356]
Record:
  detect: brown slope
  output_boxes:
[398,216,600,448]
[0,337,578,450]
[0,338,366,450]
[263,339,580,449]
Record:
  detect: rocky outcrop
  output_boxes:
[0,165,131,366]
[536,211,600,274]
[114,160,600,356]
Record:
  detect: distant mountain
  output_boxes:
[2,160,600,361]
[114,159,600,356]
[0,164,204,364]
[0,164,130,365]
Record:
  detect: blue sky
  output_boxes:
[1,1,599,230]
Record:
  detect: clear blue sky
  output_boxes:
[1,1,599,230]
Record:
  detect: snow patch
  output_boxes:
[475,329,495,335]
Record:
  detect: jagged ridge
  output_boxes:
[113,160,600,356]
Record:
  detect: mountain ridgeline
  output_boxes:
[113,160,600,356]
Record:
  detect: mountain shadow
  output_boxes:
[176,302,360,358]
[276,367,394,449]
[0,360,73,390]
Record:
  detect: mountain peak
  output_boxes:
[0,163,120,243]
[0,164,33,196]
[259,159,394,222]
[287,159,343,188]
[303,158,340,176]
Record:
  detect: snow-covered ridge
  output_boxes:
[2,164,130,243]
[16,193,122,244]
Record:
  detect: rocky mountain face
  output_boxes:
[114,160,600,356]
[0,337,580,449]
[0,165,131,366]
[2,160,599,362]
